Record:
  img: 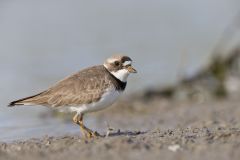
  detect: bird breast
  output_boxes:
[69,87,122,114]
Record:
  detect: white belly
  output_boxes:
[69,88,121,114]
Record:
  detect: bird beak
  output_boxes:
[127,66,137,73]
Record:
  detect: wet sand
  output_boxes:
[1,97,240,160]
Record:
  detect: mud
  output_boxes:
[1,97,240,160]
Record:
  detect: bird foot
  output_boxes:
[85,130,101,139]
[79,121,101,139]
[72,113,101,139]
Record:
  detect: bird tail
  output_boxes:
[8,92,45,107]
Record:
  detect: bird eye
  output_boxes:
[114,61,120,66]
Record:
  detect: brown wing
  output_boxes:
[9,65,112,107]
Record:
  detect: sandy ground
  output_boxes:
[1,96,240,160]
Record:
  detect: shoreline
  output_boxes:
[1,97,240,159]
[1,125,239,160]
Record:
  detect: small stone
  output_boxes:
[168,144,181,152]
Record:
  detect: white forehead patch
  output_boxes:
[123,61,132,66]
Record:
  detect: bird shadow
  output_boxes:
[103,130,147,137]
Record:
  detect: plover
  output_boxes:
[8,55,137,138]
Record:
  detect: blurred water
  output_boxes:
[0,0,240,141]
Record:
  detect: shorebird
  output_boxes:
[8,55,137,138]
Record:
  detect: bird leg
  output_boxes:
[72,113,100,139]
[73,113,86,137]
